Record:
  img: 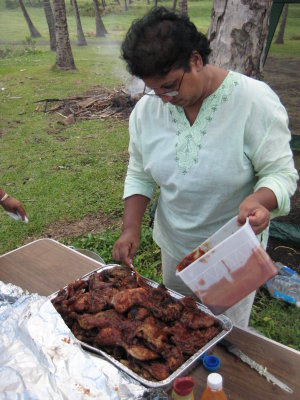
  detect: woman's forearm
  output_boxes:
[250,187,278,211]
[122,194,150,234]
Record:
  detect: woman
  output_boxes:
[112,7,298,327]
[0,187,27,222]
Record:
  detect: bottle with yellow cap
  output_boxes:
[171,376,195,400]
[200,373,227,400]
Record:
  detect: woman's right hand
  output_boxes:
[112,228,140,266]
[112,194,149,266]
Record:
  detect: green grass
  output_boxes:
[250,288,300,350]
[269,4,300,58]
[66,223,162,282]
[0,0,300,350]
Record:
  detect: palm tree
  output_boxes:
[275,4,289,44]
[72,0,87,46]
[18,0,41,38]
[52,0,76,70]
[43,0,56,51]
[178,0,187,16]
[208,0,273,78]
[92,0,107,37]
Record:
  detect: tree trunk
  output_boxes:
[172,0,177,12]
[208,0,273,78]
[93,0,107,36]
[52,0,76,70]
[19,0,41,38]
[101,0,106,9]
[275,4,288,45]
[178,0,187,16]
[124,0,128,11]
[43,0,56,51]
[72,0,87,46]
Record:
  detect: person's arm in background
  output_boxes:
[0,187,27,221]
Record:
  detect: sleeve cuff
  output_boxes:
[254,177,291,218]
[123,176,156,200]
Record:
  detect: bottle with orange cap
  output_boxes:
[171,376,195,400]
[200,373,227,400]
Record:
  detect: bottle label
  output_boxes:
[282,266,297,276]
[273,290,297,305]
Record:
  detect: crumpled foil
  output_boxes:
[0,281,168,400]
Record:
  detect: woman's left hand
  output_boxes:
[237,188,278,234]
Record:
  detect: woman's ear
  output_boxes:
[190,51,203,71]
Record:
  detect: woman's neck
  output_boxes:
[184,65,228,126]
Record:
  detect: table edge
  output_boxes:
[235,326,300,355]
[0,238,106,268]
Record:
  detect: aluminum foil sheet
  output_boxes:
[0,281,167,400]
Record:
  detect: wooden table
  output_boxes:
[1,238,299,399]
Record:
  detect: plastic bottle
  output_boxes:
[265,274,300,307]
[171,376,194,400]
[275,262,300,279]
[265,262,300,307]
[200,373,227,400]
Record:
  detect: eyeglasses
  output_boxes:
[143,71,185,97]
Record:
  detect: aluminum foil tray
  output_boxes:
[50,264,233,390]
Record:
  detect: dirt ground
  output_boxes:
[42,56,300,273]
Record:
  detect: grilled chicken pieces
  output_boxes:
[52,266,222,381]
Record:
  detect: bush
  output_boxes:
[0,47,14,59]
[22,36,38,54]
[67,2,96,17]
[25,0,43,7]
[5,0,18,9]
[0,39,43,59]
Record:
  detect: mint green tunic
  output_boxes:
[124,71,298,260]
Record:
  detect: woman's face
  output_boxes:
[143,53,206,108]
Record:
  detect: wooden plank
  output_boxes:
[0,239,102,295]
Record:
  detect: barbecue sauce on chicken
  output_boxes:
[52,266,221,382]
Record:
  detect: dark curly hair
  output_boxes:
[121,7,211,78]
